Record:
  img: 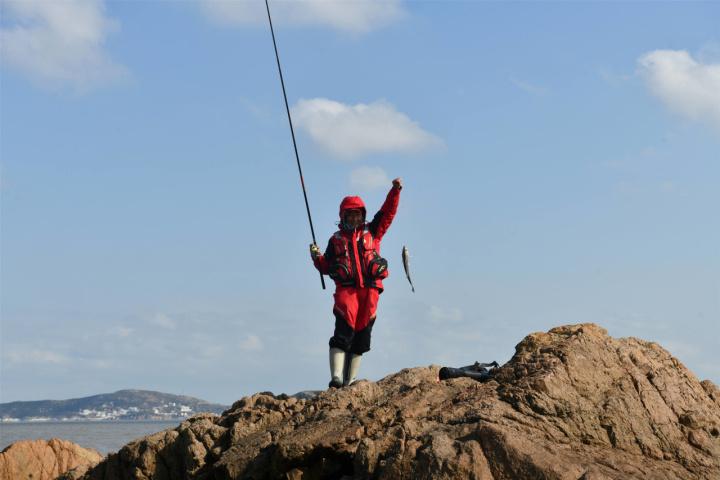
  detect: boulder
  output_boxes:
[0,438,103,480]
[82,323,720,479]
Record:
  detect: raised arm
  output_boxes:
[368,178,402,241]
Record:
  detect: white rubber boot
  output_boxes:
[343,354,362,386]
[329,348,345,388]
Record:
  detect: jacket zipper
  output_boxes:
[349,230,365,288]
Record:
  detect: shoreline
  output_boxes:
[0,418,191,424]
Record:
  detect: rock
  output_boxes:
[80,323,720,479]
[291,391,322,401]
[0,438,103,480]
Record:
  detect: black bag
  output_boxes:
[439,361,499,382]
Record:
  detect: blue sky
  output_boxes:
[1,0,718,405]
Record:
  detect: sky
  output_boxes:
[1,0,718,405]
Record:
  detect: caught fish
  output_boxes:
[401,245,415,293]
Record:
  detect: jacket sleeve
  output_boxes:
[368,185,401,241]
[312,239,334,275]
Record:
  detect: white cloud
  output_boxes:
[200,345,225,359]
[349,166,390,190]
[108,326,134,337]
[149,313,176,329]
[5,349,69,365]
[239,334,264,352]
[510,77,547,96]
[613,178,680,197]
[658,181,677,194]
[598,68,633,87]
[90,359,112,369]
[638,50,720,132]
[659,339,698,360]
[292,98,442,159]
[428,305,464,324]
[200,0,405,33]
[0,0,128,91]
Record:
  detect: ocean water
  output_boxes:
[0,421,179,454]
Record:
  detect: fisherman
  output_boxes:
[310,178,403,388]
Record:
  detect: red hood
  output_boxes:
[339,196,366,220]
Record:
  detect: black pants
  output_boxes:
[329,314,376,355]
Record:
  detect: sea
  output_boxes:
[0,421,180,454]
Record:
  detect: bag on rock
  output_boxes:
[439,361,499,382]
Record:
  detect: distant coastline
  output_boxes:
[0,389,228,423]
[0,417,199,423]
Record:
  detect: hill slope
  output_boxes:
[82,324,720,479]
[0,390,227,421]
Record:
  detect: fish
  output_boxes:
[401,245,415,293]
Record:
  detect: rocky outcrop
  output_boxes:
[0,438,103,480]
[82,323,720,479]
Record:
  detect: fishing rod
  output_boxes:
[265,0,325,290]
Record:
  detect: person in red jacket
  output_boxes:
[311,177,402,388]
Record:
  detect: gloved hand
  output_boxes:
[309,243,321,260]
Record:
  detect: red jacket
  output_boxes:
[313,185,401,291]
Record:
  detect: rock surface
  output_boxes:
[0,438,103,480]
[82,324,720,479]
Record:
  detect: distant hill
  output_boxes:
[0,389,228,422]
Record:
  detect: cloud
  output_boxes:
[428,305,464,324]
[108,326,134,337]
[638,50,720,132]
[510,77,547,96]
[614,180,680,197]
[292,98,442,159]
[149,313,176,329]
[200,0,405,33]
[0,0,128,92]
[598,68,633,87]
[200,345,225,359]
[239,334,264,352]
[349,166,391,190]
[4,349,69,365]
[659,339,698,360]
